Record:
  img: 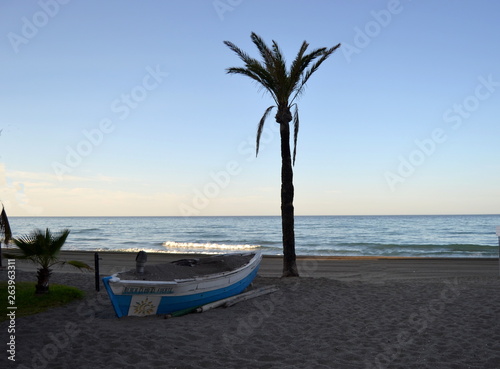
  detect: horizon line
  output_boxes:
[8,213,500,218]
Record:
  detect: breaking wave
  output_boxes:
[162,241,261,254]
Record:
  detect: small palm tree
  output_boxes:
[4,228,92,294]
[224,33,340,277]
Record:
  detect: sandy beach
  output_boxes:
[1,252,500,368]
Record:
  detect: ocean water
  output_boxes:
[4,215,500,258]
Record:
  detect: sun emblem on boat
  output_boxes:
[133,297,156,315]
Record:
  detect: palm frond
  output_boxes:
[12,231,40,258]
[250,33,275,71]
[271,40,290,104]
[64,260,93,271]
[290,43,341,104]
[2,251,29,260]
[224,41,271,84]
[226,66,266,87]
[10,228,71,269]
[223,40,255,66]
[256,106,275,157]
[289,41,310,82]
[271,40,286,68]
[289,47,325,95]
[292,104,299,165]
[225,42,279,104]
[48,229,70,255]
[250,34,289,105]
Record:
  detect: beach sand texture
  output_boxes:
[1,252,500,369]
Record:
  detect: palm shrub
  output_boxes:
[4,228,92,294]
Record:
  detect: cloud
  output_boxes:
[1,167,180,216]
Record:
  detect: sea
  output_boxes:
[4,215,500,258]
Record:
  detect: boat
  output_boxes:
[102,252,262,318]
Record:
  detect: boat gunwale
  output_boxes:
[108,251,262,286]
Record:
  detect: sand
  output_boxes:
[1,252,500,369]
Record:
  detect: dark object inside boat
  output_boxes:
[172,258,199,267]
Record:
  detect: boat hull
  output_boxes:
[102,252,262,317]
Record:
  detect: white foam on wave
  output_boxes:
[162,241,261,252]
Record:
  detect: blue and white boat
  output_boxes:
[102,252,262,317]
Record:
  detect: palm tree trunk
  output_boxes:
[277,108,299,277]
[36,267,52,294]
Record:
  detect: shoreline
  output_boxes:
[3,249,498,281]
[5,247,497,259]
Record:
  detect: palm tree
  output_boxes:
[224,33,340,277]
[4,228,92,294]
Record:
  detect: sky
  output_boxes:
[0,0,499,217]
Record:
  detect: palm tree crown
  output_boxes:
[5,228,91,293]
[224,32,340,163]
[11,228,72,270]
